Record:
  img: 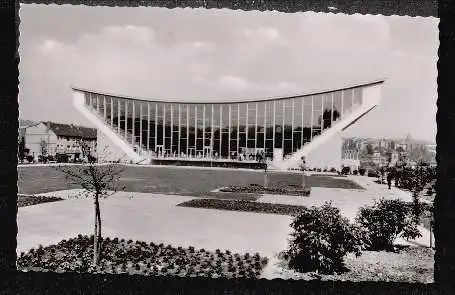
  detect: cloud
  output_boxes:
[37,39,66,53]
[101,25,155,44]
[192,41,215,50]
[257,27,280,40]
[217,76,249,90]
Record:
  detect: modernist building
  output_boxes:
[72,80,384,170]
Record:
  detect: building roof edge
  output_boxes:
[71,79,385,104]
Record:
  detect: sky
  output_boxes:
[19,5,439,142]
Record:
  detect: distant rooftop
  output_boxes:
[42,121,97,140]
[19,119,40,129]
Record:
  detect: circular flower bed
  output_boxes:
[17,235,269,278]
[220,184,311,196]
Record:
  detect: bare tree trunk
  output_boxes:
[302,171,306,188]
[93,194,101,266]
[263,170,268,189]
[96,198,102,262]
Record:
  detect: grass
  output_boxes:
[18,165,364,195]
[177,198,307,216]
[277,246,434,283]
[17,235,269,279]
[18,195,64,207]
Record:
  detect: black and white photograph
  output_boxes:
[16,4,439,283]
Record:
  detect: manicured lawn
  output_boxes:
[18,165,364,195]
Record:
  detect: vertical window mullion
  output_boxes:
[147,103,150,151]
[273,100,276,149]
[132,102,135,146]
[162,104,165,152]
[321,95,324,132]
[263,102,266,152]
[255,102,258,151]
[228,105,231,159]
[110,97,113,128]
[140,103,143,149]
[170,104,173,153]
[301,97,304,147]
[125,101,128,140]
[211,104,214,157]
[154,103,158,153]
[186,105,189,157]
[291,98,295,153]
[282,100,285,151]
[219,105,222,157]
[103,96,106,121]
[237,104,239,156]
[203,105,206,156]
[310,96,314,141]
[246,104,249,149]
[178,104,181,156]
[117,99,120,134]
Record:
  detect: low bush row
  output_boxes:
[177,199,307,216]
[282,199,426,275]
[18,235,269,279]
[220,184,311,196]
[17,194,64,207]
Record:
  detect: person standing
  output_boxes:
[387,169,393,189]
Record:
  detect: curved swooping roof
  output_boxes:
[71,79,385,105]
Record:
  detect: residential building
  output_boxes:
[20,120,97,160]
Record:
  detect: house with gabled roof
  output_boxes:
[19,119,97,161]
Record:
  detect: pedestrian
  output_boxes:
[387,171,393,189]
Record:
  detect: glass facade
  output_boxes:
[82,86,365,161]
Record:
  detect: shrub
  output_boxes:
[353,170,358,175]
[358,168,366,176]
[356,198,422,251]
[285,202,363,274]
[341,166,351,175]
[330,167,337,173]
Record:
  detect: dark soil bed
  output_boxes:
[277,246,434,283]
[177,198,306,216]
[219,184,311,196]
[18,194,64,207]
[17,235,269,279]
[184,191,261,201]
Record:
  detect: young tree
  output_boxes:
[39,138,48,156]
[55,144,126,267]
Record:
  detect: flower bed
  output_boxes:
[219,184,311,196]
[17,235,269,279]
[177,198,307,216]
[18,194,64,207]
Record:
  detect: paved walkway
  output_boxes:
[18,192,291,265]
